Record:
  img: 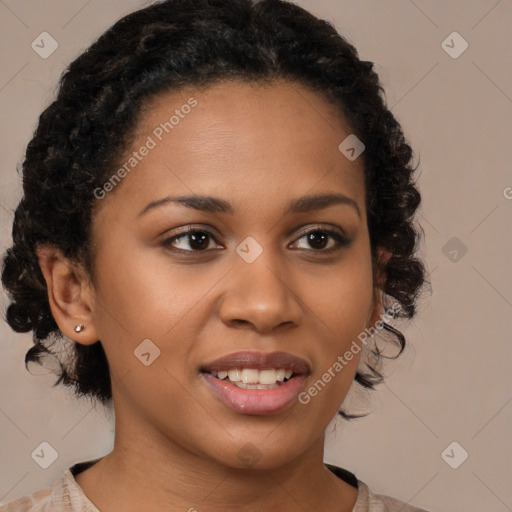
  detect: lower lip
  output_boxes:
[201,372,307,415]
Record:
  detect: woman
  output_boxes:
[1,0,429,510]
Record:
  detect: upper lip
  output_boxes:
[200,351,310,375]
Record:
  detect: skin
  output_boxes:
[37,80,387,512]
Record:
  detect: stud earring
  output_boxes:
[74,324,85,333]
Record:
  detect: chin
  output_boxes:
[201,430,314,472]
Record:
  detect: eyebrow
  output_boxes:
[138,192,361,218]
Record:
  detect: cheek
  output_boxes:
[300,245,374,400]
[307,246,374,339]
[89,243,213,386]
[92,242,205,335]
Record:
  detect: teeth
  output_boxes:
[259,369,277,385]
[213,368,295,385]
[233,381,280,390]
[227,369,241,382]
[241,369,259,384]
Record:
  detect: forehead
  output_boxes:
[137,79,353,161]
[97,80,366,220]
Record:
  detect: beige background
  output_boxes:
[1,1,511,510]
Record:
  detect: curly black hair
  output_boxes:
[1,0,427,417]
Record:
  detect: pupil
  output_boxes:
[187,232,329,251]
[308,232,327,249]
[190,232,209,250]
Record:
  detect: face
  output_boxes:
[84,80,381,469]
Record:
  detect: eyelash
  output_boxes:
[161,226,351,255]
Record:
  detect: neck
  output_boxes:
[75,404,357,512]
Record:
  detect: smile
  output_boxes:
[200,351,310,415]
[210,367,295,388]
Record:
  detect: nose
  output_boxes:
[218,253,303,334]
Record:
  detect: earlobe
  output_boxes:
[36,245,99,345]
[376,247,391,286]
[367,247,391,327]
[367,287,384,328]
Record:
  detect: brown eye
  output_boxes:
[161,226,351,255]
[292,229,351,253]
[162,229,222,252]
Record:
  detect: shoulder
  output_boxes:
[0,485,53,512]
[354,479,431,512]
[325,463,431,512]
[0,465,99,512]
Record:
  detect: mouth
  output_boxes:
[207,367,296,389]
[199,351,310,415]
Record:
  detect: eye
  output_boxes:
[162,227,223,253]
[291,228,351,253]
[161,225,351,255]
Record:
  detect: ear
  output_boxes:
[366,247,392,327]
[36,245,99,345]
